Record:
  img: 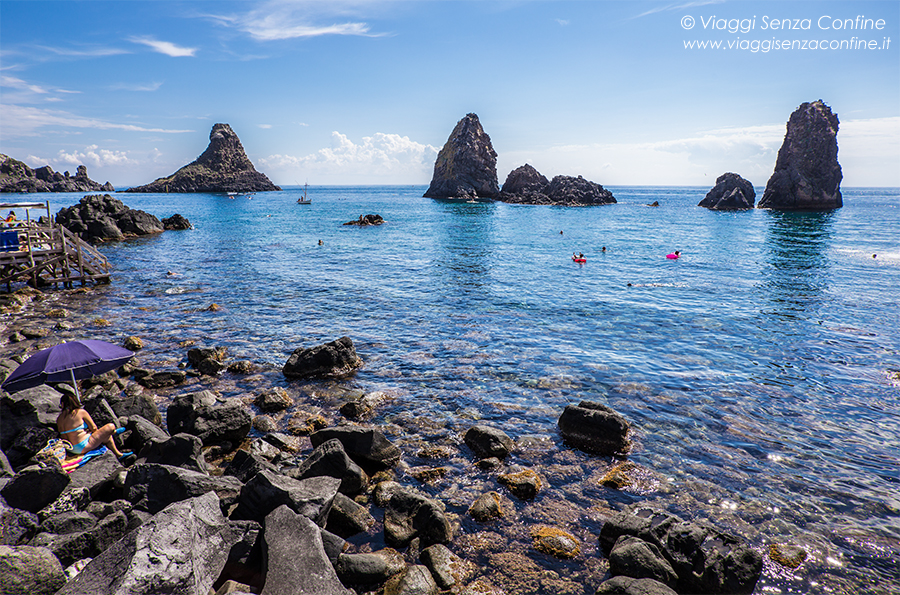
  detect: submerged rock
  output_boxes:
[125,123,280,193]
[699,173,756,210]
[424,113,499,200]
[0,155,113,193]
[343,214,384,226]
[758,100,842,210]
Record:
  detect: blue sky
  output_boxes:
[1,0,898,187]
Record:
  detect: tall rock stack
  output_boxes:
[758,101,842,210]
[126,123,280,193]
[424,113,499,200]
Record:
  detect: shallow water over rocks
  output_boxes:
[2,185,899,594]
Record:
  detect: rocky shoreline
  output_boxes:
[0,287,793,595]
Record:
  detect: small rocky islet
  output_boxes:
[0,290,775,595]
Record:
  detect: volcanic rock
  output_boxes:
[283,438,369,495]
[161,214,192,230]
[699,173,756,210]
[0,545,67,595]
[558,400,631,455]
[547,175,616,205]
[55,194,163,243]
[125,123,280,193]
[283,336,363,379]
[384,488,452,547]
[0,155,113,193]
[124,463,242,514]
[498,165,616,206]
[310,426,401,469]
[424,113,499,200]
[464,424,514,460]
[498,164,550,203]
[758,100,842,210]
[343,214,384,226]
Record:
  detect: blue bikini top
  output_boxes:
[60,422,87,434]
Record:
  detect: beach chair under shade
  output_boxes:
[0,230,19,252]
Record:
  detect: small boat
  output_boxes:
[297,183,311,205]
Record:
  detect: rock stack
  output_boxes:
[125,123,280,193]
[758,100,843,210]
[499,164,616,206]
[424,113,499,200]
[0,156,113,194]
[55,195,164,243]
[699,173,756,210]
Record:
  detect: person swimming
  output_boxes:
[666,250,681,259]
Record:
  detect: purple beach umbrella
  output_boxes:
[0,339,135,400]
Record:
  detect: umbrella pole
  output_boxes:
[70,368,81,406]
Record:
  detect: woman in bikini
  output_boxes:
[57,392,130,459]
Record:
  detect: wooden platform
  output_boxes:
[1,202,110,291]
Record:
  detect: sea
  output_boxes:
[4,185,899,594]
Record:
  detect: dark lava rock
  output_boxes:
[255,387,293,412]
[260,505,354,595]
[0,545,67,595]
[609,535,678,588]
[0,384,62,451]
[499,163,550,203]
[497,469,542,500]
[699,173,756,210]
[1,465,70,513]
[343,214,384,226]
[595,576,678,595]
[124,462,242,514]
[547,175,616,205]
[56,491,250,595]
[335,549,406,586]
[55,194,164,243]
[468,491,503,522]
[161,213,192,230]
[421,543,474,589]
[599,507,762,595]
[187,346,227,367]
[384,488,452,548]
[123,415,169,454]
[167,390,252,446]
[310,426,401,469]
[283,438,368,495]
[558,400,631,455]
[0,503,39,546]
[326,492,376,537]
[499,167,617,206]
[231,470,340,526]
[135,433,208,474]
[125,123,280,193]
[64,451,123,499]
[383,564,440,595]
[758,100,842,210]
[224,448,280,483]
[464,424,514,460]
[39,510,97,535]
[283,336,362,379]
[0,155,113,193]
[424,113,499,200]
[6,425,55,468]
[136,370,186,389]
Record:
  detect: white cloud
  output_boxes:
[205,0,382,41]
[108,81,163,92]
[53,145,135,168]
[129,37,197,57]
[259,124,273,129]
[0,104,194,138]
[36,45,129,58]
[556,19,569,26]
[260,131,439,183]
[1,75,78,95]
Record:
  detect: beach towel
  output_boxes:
[0,230,20,252]
[61,445,109,473]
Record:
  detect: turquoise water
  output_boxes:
[9,186,900,592]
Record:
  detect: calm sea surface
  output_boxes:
[7,185,900,593]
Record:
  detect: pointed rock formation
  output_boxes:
[0,155,113,193]
[424,113,499,200]
[758,101,842,210]
[498,164,616,206]
[699,173,755,210]
[125,124,280,193]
